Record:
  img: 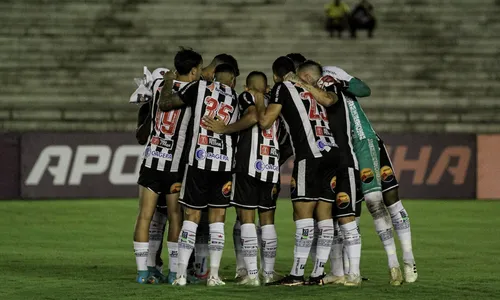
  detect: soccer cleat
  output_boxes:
[323,273,346,285]
[207,276,226,286]
[306,274,326,286]
[266,274,305,286]
[147,266,167,283]
[136,271,150,284]
[389,267,403,286]
[172,275,187,286]
[261,271,284,284]
[344,274,362,287]
[237,276,261,286]
[234,268,248,282]
[404,263,418,283]
[167,271,177,284]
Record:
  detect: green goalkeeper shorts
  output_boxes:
[353,138,382,194]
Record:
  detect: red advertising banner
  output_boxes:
[18,132,476,199]
[0,133,21,199]
[477,134,500,200]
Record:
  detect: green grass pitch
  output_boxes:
[1,199,500,300]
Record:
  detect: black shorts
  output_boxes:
[378,138,399,193]
[230,173,278,210]
[291,148,340,202]
[137,164,182,195]
[179,165,232,209]
[157,194,167,209]
[329,167,357,218]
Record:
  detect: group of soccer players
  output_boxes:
[130,48,418,287]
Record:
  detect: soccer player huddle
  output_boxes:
[130,48,418,287]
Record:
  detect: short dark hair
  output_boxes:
[286,53,307,68]
[174,48,203,75]
[246,71,267,86]
[297,60,323,77]
[214,53,239,77]
[214,63,236,76]
[272,56,296,78]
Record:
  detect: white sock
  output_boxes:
[340,221,361,276]
[167,242,178,273]
[290,218,314,277]
[240,223,259,279]
[195,221,209,277]
[330,221,344,276]
[311,219,334,277]
[257,225,264,271]
[343,246,349,274]
[177,221,197,277]
[261,224,277,276]
[309,220,318,264]
[233,220,245,272]
[209,222,225,278]
[133,241,149,272]
[387,201,415,264]
[365,192,399,268]
[147,209,167,268]
[355,216,361,226]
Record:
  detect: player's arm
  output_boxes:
[301,81,338,107]
[135,103,151,145]
[203,106,257,134]
[257,86,283,130]
[158,71,185,111]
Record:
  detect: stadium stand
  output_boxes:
[0,0,499,132]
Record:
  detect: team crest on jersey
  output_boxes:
[330,176,337,192]
[170,182,182,193]
[380,165,395,183]
[221,181,232,198]
[260,145,279,157]
[290,177,297,194]
[195,149,207,160]
[336,192,350,209]
[360,168,374,183]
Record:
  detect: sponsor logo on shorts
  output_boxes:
[315,126,332,137]
[360,168,374,184]
[170,182,181,193]
[290,177,296,194]
[221,181,232,198]
[144,147,172,160]
[254,159,279,172]
[336,192,350,209]
[380,165,395,183]
[198,135,223,148]
[260,145,279,157]
[195,149,207,160]
[330,176,337,192]
[151,137,173,149]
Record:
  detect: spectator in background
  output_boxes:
[324,0,350,38]
[349,0,376,38]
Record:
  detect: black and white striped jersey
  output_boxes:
[269,81,338,161]
[179,80,239,172]
[234,91,280,183]
[142,80,191,172]
[320,75,359,170]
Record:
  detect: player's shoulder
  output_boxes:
[239,91,254,101]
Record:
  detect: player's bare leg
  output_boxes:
[259,209,278,284]
[338,215,362,287]
[133,186,159,284]
[268,201,316,286]
[164,192,182,283]
[173,207,201,286]
[306,201,334,285]
[384,188,417,283]
[235,208,260,286]
[205,207,227,286]
[365,191,402,285]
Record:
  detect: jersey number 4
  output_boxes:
[155,110,181,136]
[300,92,328,121]
[204,97,234,125]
